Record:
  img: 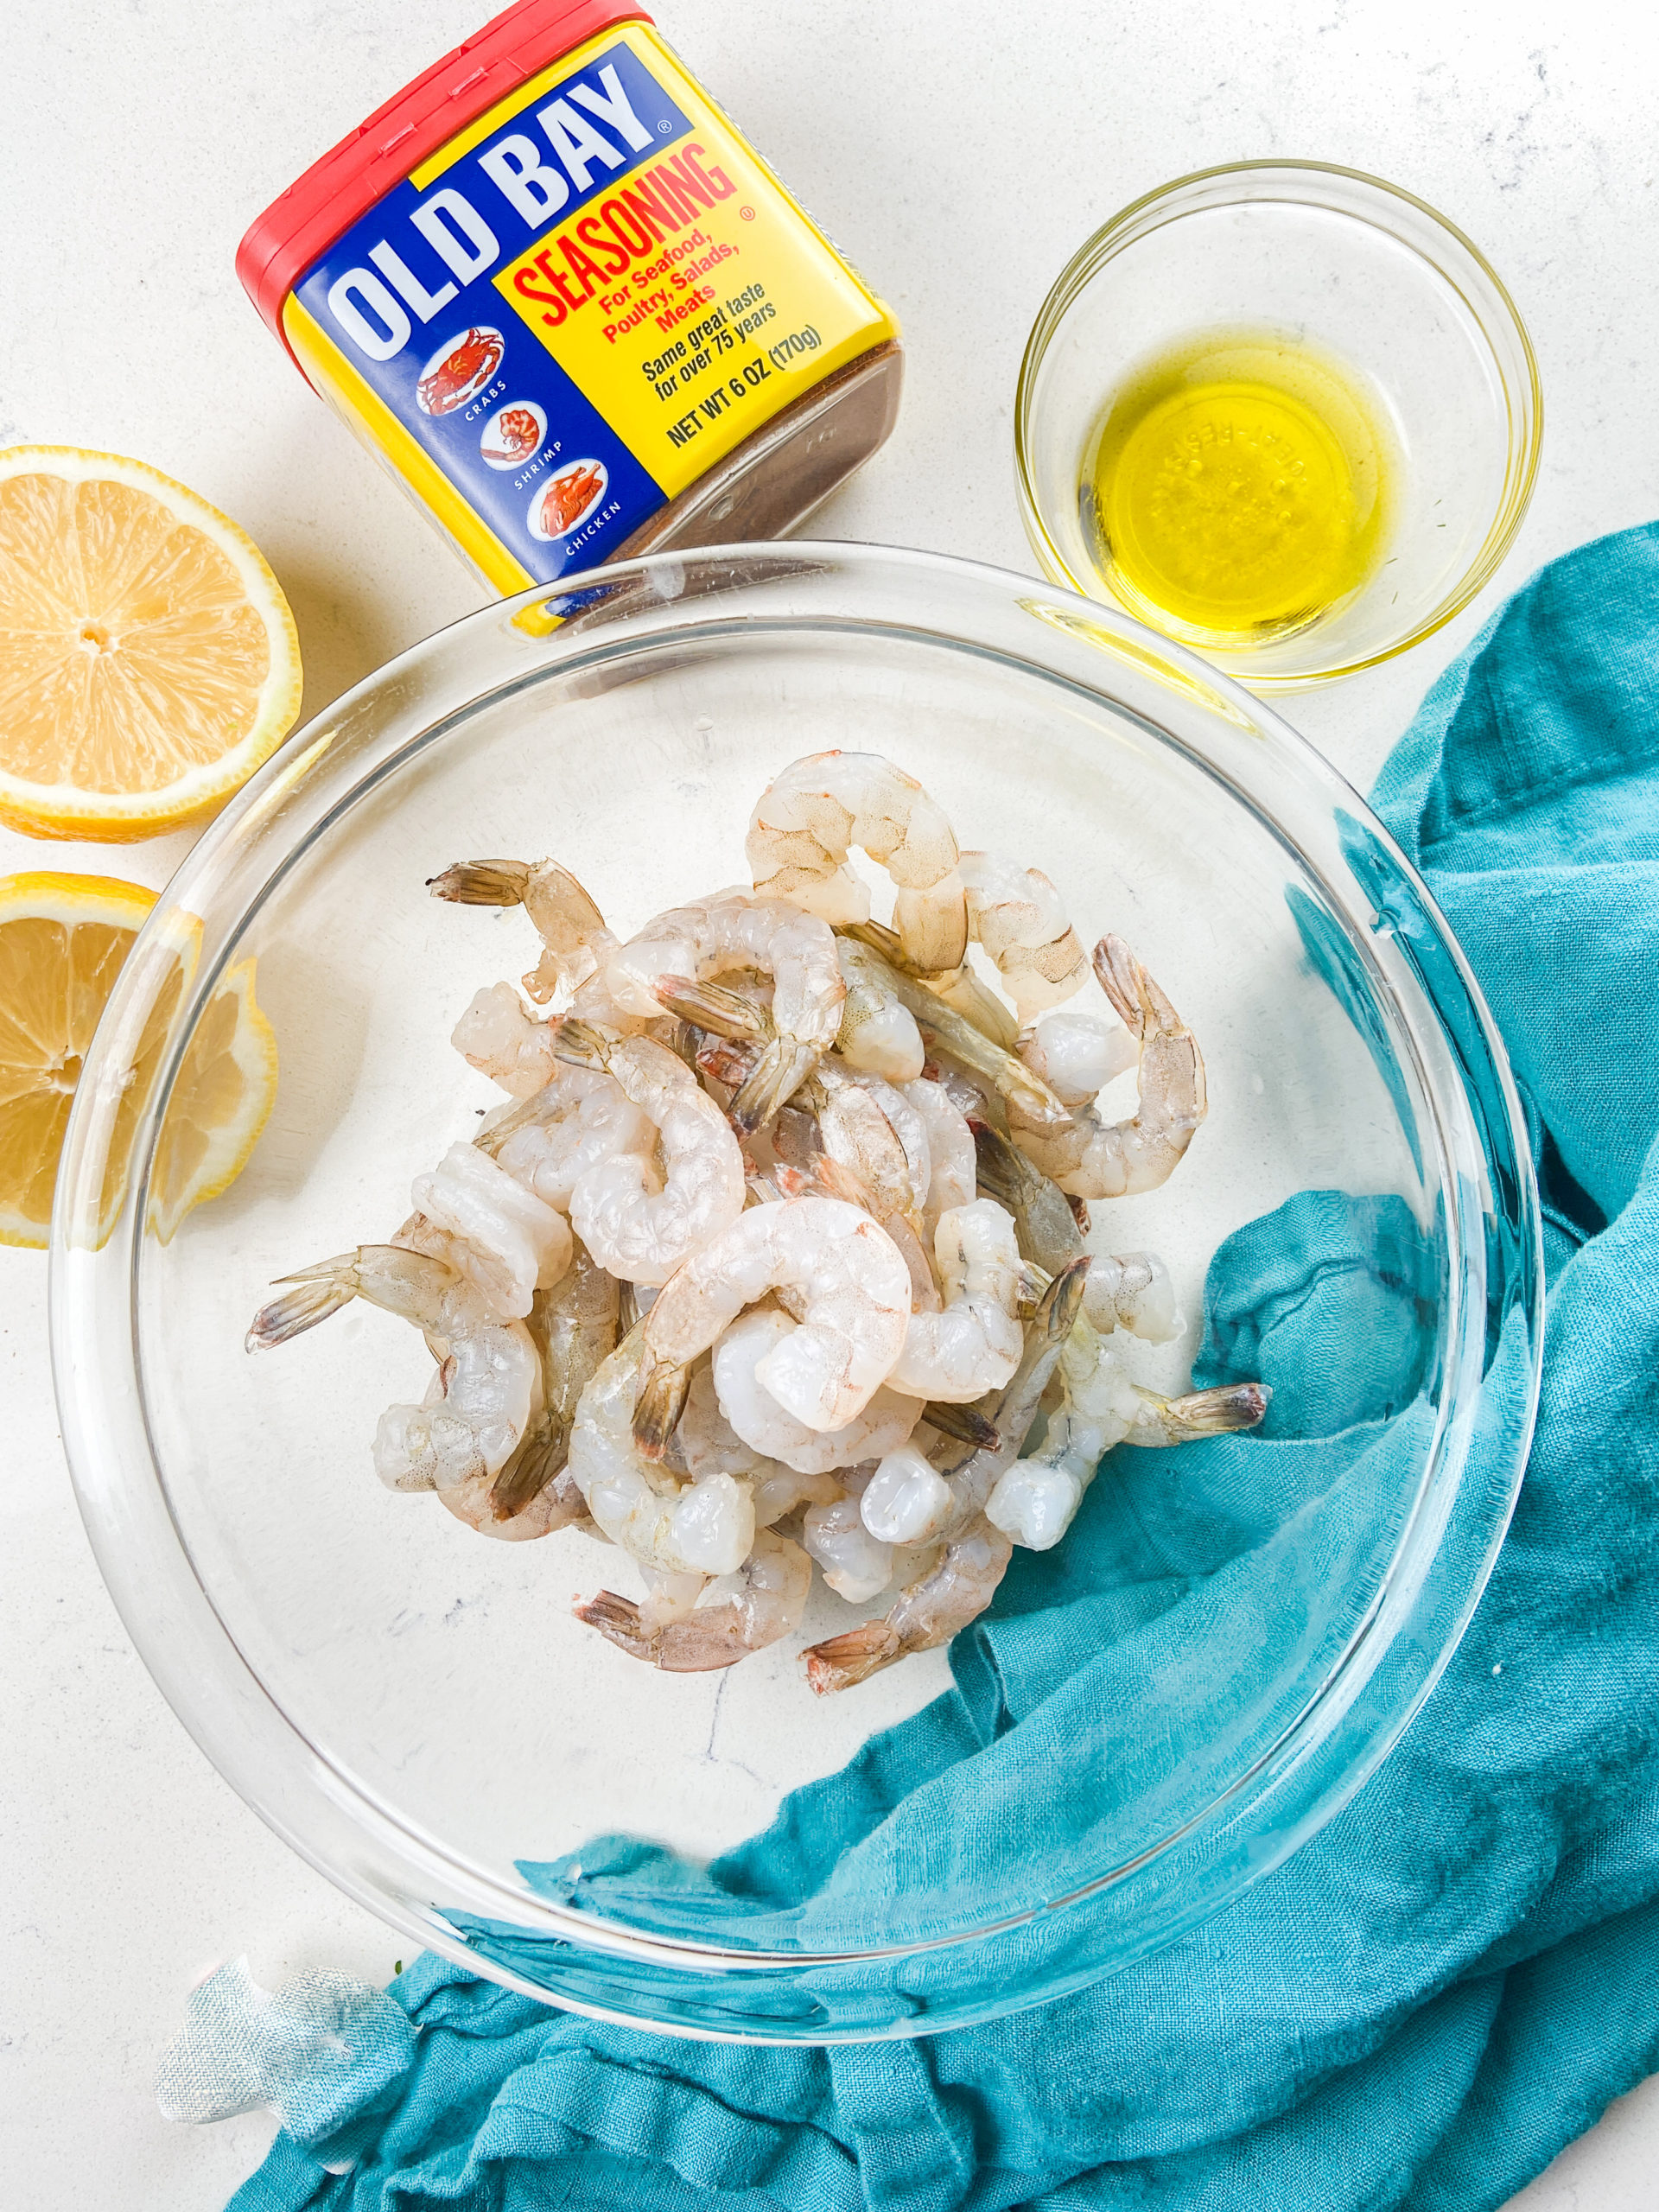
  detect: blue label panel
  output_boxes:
[296,41,694,579]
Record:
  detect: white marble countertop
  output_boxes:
[3,1,1656,2202]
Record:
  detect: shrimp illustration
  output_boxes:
[575,1527,811,1672]
[1007,934,1206,1198]
[604,892,845,1133]
[958,852,1090,1022]
[247,1246,539,1493]
[747,752,969,973]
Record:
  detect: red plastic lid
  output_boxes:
[238,0,654,355]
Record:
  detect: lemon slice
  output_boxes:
[0,448,302,841]
[0,872,276,1248]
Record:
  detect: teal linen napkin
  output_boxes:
[227,523,1659,2211]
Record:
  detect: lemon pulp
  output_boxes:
[1083,333,1392,640]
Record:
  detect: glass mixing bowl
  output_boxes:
[1016,162,1542,688]
[51,544,1541,2041]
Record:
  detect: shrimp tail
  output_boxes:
[969,1116,1083,1272]
[652,976,770,1040]
[552,1016,614,1069]
[245,1257,359,1349]
[488,1420,571,1520]
[573,1589,659,1662]
[632,1355,693,1461]
[427,859,531,908]
[1129,1380,1270,1444]
[728,1036,818,1135]
[919,1400,1001,1451]
[804,1620,904,1694]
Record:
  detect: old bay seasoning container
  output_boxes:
[238,0,901,594]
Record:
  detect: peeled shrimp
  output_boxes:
[987,1322,1268,1552]
[818,1071,929,1231]
[247,1246,538,1493]
[885,1199,1023,1403]
[834,938,925,1081]
[639,1195,912,1436]
[747,752,968,972]
[899,1076,976,1236]
[1018,1007,1137,1108]
[487,1240,619,1522]
[397,1141,572,1320]
[799,1262,1087,1690]
[713,1306,924,1474]
[452,982,562,1098]
[836,932,1071,1131]
[959,852,1089,1021]
[483,1064,658,1211]
[567,1331,755,1575]
[602,892,844,1130]
[575,1528,811,1671]
[554,1029,746,1285]
[1009,936,1206,1198]
[804,1490,898,1604]
[804,1518,1013,1694]
[429,856,613,1006]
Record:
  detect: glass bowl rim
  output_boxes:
[1013,157,1545,688]
[48,539,1543,2024]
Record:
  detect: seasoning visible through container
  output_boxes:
[1080,328,1395,643]
[238,1,902,597]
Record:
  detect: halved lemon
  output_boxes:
[0,871,276,1248]
[0,448,302,841]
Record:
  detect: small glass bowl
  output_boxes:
[1015,162,1542,689]
[51,545,1541,2040]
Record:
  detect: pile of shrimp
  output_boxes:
[248,753,1267,1692]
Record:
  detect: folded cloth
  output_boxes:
[228,524,1659,2212]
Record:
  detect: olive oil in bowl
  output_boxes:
[1081,330,1396,645]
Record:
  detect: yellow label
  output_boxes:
[492,25,898,499]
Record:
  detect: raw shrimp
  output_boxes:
[713,1306,924,1474]
[429,856,613,1006]
[899,1076,976,1236]
[567,1330,756,1575]
[747,752,969,972]
[799,1261,1088,1690]
[639,1195,912,1437]
[398,1141,572,1320]
[970,1118,1180,1340]
[885,1199,1023,1402]
[803,1491,894,1602]
[488,1241,619,1522]
[804,1519,1013,1694]
[835,938,925,1081]
[987,1321,1268,1552]
[672,1359,843,1523]
[959,852,1090,1021]
[602,893,844,1131]
[451,982,561,1097]
[1008,936,1206,1198]
[840,920,1018,1049]
[575,1528,811,1672]
[482,1065,658,1213]
[246,1247,537,1492]
[554,1028,746,1285]
[835,932,1071,1130]
[817,1071,929,1231]
[1018,1007,1137,1107]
